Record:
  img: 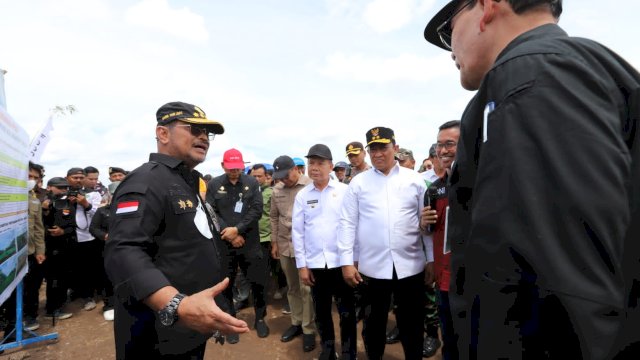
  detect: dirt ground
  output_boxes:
[1,289,442,360]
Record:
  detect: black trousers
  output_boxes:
[24,254,45,319]
[437,290,459,360]
[362,269,425,360]
[44,247,71,313]
[71,239,104,299]
[114,299,209,360]
[221,246,268,319]
[101,241,114,310]
[310,267,357,359]
[470,281,608,359]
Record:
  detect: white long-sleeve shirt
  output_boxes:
[338,163,428,280]
[75,190,102,242]
[292,179,347,269]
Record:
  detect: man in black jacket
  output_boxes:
[42,177,76,320]
[104,102,248,359]
[89,181,120,321]
[424,0,640,358]
[206,148,268,343]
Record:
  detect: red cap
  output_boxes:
[222,148,245,169]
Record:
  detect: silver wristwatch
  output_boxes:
[158,293,186,326]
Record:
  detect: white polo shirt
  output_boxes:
[292,179,348,270]
[339,163,428,280]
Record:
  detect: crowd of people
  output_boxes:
[0,163,130,337]
[3,0,640,359]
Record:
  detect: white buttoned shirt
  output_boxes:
[292,179,348,270]
[338,163,428,279]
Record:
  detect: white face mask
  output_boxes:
[27,179,37,190]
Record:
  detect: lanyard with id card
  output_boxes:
[234,193,243,213]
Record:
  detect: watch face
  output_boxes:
[159,310,174,326]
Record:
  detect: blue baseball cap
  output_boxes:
[293,157,305,166]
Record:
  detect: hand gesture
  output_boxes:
[229,235,245,248]
[420,206,437,230]
[299,267,315,287]
[47,226,64,237]
[425,262,435,285]
[342,265,363,288]
[270,242,279,259]
[177,278,250,335]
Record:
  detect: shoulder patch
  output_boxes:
[116,201,139,214]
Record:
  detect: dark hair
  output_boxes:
[439,120,461,131]
[252,164,273,176]
[29,161,45,178]
[510,0,561,18]
[84,166,99,175]
[470,0,562,19]
[203,174,213,182]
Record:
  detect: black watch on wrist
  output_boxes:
[158,293,186,326]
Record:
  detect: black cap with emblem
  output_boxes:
[366,127,395,147]
[156,101,225,135]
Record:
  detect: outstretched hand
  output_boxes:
[177,278,250,335]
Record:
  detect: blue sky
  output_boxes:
[1,0,638,183]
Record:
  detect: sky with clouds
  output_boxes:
[1,0,639,183]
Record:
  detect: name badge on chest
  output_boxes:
[234,193,243,213]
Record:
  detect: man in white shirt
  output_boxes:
[270,155,317,352]
[339,127,428,360]
[66,167,103,312]
[292,144,356,360]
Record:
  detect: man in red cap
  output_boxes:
[206,148,269,343]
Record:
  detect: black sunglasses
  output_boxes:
[173,124,216,140]
[436,0,474,50]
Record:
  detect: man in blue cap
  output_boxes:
[293,157,306,175]
[332,161,349,182]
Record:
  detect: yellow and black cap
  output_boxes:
[156,101,225,135]
[345,142,364,156]
[109,167,127,176]
[366,127,395,147]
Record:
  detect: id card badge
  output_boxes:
[234,201,243,213]
[443,206,451,254]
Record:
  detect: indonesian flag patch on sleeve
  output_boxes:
[116,201,140,214]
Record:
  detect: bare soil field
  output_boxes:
[1,290,441,360]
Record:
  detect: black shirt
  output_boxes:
[89,204,110,241]
[104,153,224,355]
[448,24,640,357]
[206,173,263,256]
[42,196,77,252]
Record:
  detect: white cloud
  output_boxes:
[363,0,415,33]
[317,51,456,83]
[325,0,436,33]
[37,0,113,21]
[124,0,209,43]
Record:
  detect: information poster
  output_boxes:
[0,106,29,306]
